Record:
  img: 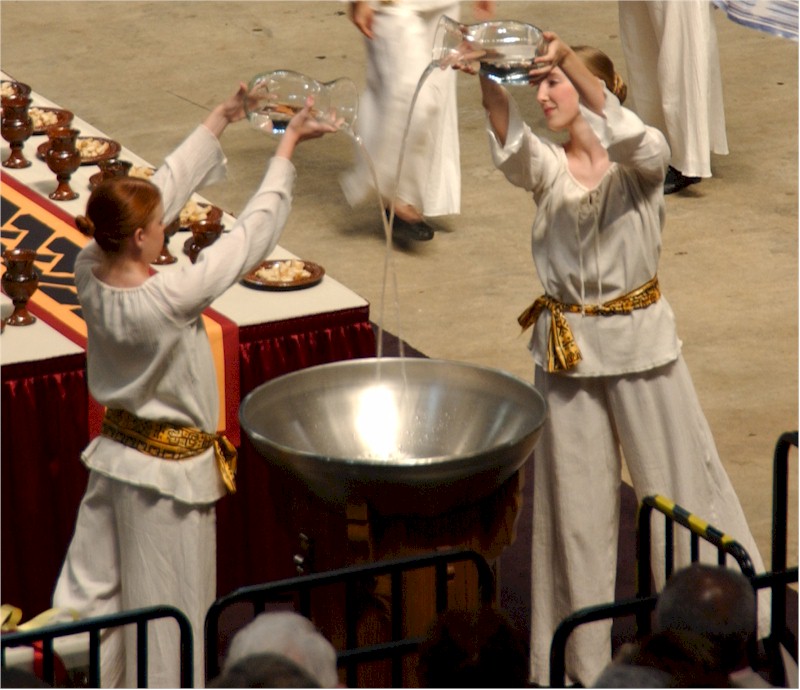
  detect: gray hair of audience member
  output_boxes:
[653,563,756,673]
[209,652,321,688]
[224,612,338,688]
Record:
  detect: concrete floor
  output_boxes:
[2,0,797,570]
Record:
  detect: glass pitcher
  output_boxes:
[245,70,358,135]
[433,16,546,85]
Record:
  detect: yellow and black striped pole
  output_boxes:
[636,494,756,600]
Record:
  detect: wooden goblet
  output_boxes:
[1,248,39,326]
[185,219,223,264]
[44,126,82,201]
[1,95,34,169]
[153,217,181,265]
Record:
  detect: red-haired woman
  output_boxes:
[53,86,337,688]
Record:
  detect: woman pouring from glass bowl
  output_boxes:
[52,85,338,688]
[455,31,768,687]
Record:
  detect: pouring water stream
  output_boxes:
[342,61,440,363]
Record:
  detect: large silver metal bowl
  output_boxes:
[240,357,547,516]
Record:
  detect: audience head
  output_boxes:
[75,177,161,254]
[653,563,756,674]
[571,45,628,104]
[417,605,529,688]
[592,658,672,688]
[594,630,733,688]
[209,652,321,688]
[224,611,338,688]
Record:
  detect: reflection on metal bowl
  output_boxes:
[240,357,547,516]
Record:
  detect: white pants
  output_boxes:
[529,356,768,687]
[619,0,728,177]
[53,472,217,688]
[340,3,461,216]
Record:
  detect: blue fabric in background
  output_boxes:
[713,0,798,41]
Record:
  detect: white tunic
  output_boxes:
[487,89,681,377]
[75,124,296,505]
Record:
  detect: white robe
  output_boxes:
[619,0,729,178]
[340,0,461,216]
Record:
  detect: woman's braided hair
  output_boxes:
[572,45,628,104]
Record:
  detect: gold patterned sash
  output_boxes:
[101,409,237,493]
[517,276,661,373]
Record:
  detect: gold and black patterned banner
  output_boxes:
[1,173,89,345]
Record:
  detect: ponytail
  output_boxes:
[572,45,627,105]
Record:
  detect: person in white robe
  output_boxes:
[340,1,493,241]
[618,0,729,193]
[52,88,337,688]
[458,32,767,687]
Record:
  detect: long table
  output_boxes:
[1,79,377,617]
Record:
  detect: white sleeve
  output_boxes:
[486,95,561,195]
[152,156,297,322]
[150,125,228,225]
[580,86,670,185]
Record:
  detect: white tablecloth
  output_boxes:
[1,74,369,366]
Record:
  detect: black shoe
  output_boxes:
[391,216,434,242]
[664,166,701,194]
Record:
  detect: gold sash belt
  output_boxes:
[101,408,237,493]
[517,276,661,373]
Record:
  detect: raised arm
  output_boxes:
[274,96,340,160]
[530,32,605,116]
[472,1,496,20]
[479,75,511,146]
[449,48,512,145]
[202,83,250,138]
[349,1,374,39]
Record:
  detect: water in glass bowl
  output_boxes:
[245,70,357,135]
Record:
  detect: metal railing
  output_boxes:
[635,494,757,613]
[205,548,495,687]
[550,494,757,687]
[549,433,799,688]
[0,605,193,688]
[769,432,798,643]
[762,431,798,685]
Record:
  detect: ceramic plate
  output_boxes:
[242,259,325,291]
[128,165,156,180]
[30,107,73,135]
[178,203,223,230]
[37,137,121,165]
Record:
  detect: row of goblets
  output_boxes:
[1,81,41,330]
[2,79,84,202]
[1,78,224,266]
[1,80,226,331]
